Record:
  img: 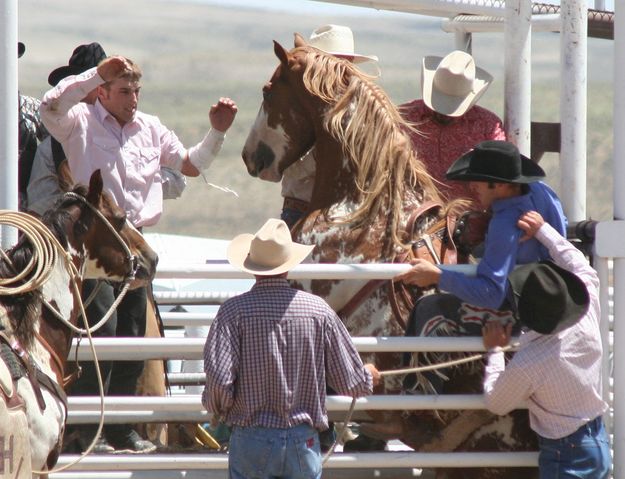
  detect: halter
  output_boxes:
[63,191,139,282]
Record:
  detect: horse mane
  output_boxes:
[299,47,444,250]
[0,185,88,347]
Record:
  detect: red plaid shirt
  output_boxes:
[202,278,372,430]
[400,100,506,202]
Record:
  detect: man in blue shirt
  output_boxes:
[360,140,567,442]
[396,140,566,308]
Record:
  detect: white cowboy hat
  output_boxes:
[421,50,493,117]
[226,218,314,276]
[308,24,378,64]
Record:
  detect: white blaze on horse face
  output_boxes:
[244,108,291,182]
[82,244,125,282]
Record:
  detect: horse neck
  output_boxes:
[308,135,356,210]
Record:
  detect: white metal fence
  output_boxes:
[50,260,615,478]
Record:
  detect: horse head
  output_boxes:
[67,169,158,288]
[242,35,319,183]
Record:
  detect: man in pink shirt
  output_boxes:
[40,54,237,453]
[482,211,610,478]
[400,50,505,204]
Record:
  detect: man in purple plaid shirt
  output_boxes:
[203,218,380,479]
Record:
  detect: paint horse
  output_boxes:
[0,170,157,477]
[242,36,538,479]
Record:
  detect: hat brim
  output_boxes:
[312,47,378,64]
[421,55,493,117]
[226,233,315,276]
[48,65,87,87]
[508,261,589,334]
[446,150,545,184]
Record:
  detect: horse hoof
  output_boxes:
[342,434,388,452]
[109,430,157,454]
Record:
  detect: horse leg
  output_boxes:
[134,289,167,446]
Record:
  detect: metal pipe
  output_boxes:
[155,262,477,280]
[504,0,532,154]
[69,336,498,360]
[0,0,19,247]
[613,2,625,477]
[594,257,612,437]
[442,13,561,34]
[160,312,216,327]
[312,0,506,18]
[559,0,588,222]
[52,451,538,471]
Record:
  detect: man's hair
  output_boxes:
[102,57,142,89]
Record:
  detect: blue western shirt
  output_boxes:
[439,181,567,308]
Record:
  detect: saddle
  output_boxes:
[338,202,491,331]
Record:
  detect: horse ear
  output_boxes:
[57,160,75,192]
[294,33,307,48]
[273,40,290,65]
[86,169,104,206]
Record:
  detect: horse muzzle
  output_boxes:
[242,142,278,180]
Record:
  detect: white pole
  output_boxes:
[594,257,612,437]
[0,0,19,247]
[613,0,625,475]
[559,0,588,222]
[454,30,472,54]
[504,0,532,155]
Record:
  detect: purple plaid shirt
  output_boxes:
[202,278,373,430]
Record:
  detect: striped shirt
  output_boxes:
[483,223,608,439]
[202,278,373,430]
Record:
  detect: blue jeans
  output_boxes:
[538,416,611,479]
[229,424,321,479]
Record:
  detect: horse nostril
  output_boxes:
[255,142,275,174]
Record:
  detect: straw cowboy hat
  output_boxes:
[48,42,107,87]
[308,24,378,64]
[508,260,590,335]
[446,140,545,184]
[422,50,493,117]
[227,218,315,276]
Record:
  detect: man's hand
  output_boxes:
[209,97,238,133]
[518,210,544,242]
[393,259,441,287]
[364,363,381,387]
[97,56,132,83]
[482,321,512,350]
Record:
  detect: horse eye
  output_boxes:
[114,213,127,230]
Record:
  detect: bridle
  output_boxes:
[43,191,139,336]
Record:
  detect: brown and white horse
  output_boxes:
[242,36,537,479]
[0,170,157,477]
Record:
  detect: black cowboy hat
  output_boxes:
[508,260,589,335]
[48,42,107,87]
[18,42,25,58]
[446,140,545,184]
